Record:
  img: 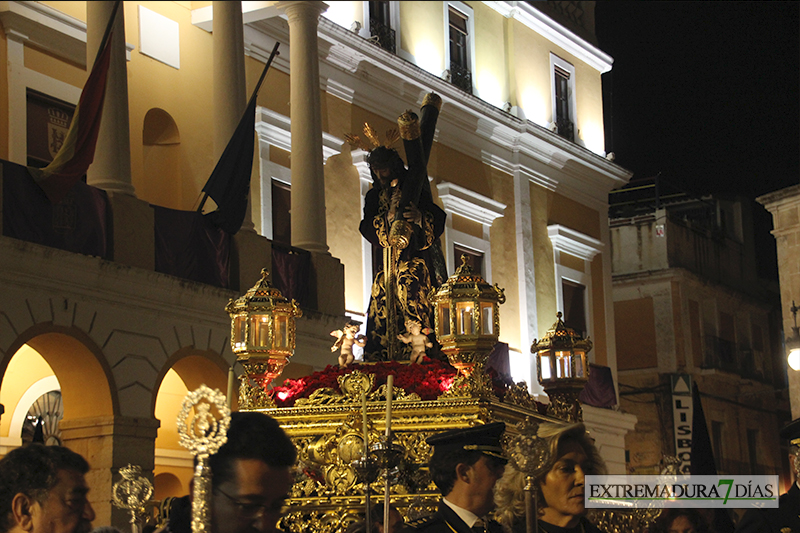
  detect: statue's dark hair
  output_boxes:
[208,412,297,488]
[0,444,90,533]
[366,147,406,182]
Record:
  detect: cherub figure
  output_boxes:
[330,320,367,368]
[397,319,433,364]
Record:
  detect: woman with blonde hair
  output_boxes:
[494,423,606,533]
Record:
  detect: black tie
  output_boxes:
[471,519,485,533]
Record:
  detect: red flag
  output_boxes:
[27,30,113,204]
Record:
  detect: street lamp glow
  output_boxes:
[789,348,800,371]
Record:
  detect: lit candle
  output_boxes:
[226,367,235,409]
[385,375,393,437]
[362,389,368,457]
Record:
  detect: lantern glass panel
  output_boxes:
[574,350,586,378]
[540,354,552,380]
[440,303,451,336]
[555,350,573,378]
[481,303,493,335]
[233,315,247,349]
[274,315,289,349]
[251,315,271,348]
[456,302,474,335]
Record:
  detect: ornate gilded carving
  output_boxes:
[589,508,662,533]
[545,389,583,422]
[238,374,275,409]
[258,373,556,533]
[503,382,540,411]
[338,370,374,399]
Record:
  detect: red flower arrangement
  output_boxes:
[272,358,459,407]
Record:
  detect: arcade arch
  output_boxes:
[152,349,230,499]
[0,329,115,453]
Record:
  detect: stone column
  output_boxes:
[86,1,135,196]
[212,1,247,160]
[60,415,160,531]
[86,2,153,270]
[213,2,271,288]
[279,1,329,254]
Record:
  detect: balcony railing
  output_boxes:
[369,17,395,54]
[555,116,575,142]
[449,61,472,94]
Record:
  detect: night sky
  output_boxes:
[595,1,798,197]
[595,1,799,278]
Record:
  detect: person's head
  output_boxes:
[0,444,94,533]
[370,503,402,533]
[427,422,506,517]
[780,417,800,481]
[366,147,405,188]
[208,412,297,533]
[494,423,604,531]
[649,509,709,533]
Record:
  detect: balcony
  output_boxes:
[368,16,395,54]
[448,61,472,94]
[555,116,575,142]
[0,158,312,305]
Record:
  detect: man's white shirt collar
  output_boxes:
[442,497,481,528]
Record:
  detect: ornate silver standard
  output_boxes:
[506,418,551,533]
[177,385,232,533]
[111,464,154,533]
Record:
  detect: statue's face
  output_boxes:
[371,165,396,188]
[368,149,404,188]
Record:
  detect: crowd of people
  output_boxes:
[1,414,798,533]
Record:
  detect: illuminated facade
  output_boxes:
[0,1,633,527]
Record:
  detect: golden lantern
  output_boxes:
[225,269,302,405]
[531,312,592,421]
[430,256,505,393]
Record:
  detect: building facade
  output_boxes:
[0,1,633,527]
[759,185,800,423]
[610,182,790,488]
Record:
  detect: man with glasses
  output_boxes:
[402,423,506,533]
[167,412,297,533]
[0,444,95,533]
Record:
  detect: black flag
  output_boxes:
[689,382,735,532]
[200,42,280,234]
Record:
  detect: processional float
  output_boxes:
[111,256,656,533]
[229,258,563,533]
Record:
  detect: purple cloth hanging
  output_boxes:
[2,159,110,258]
[579,363,618,408]
[153,205,230,288]
[271,245,310,307]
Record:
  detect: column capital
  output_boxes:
[276,1,328,22]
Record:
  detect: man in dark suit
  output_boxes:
[402,423,506,533]
[736,417,800,532]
